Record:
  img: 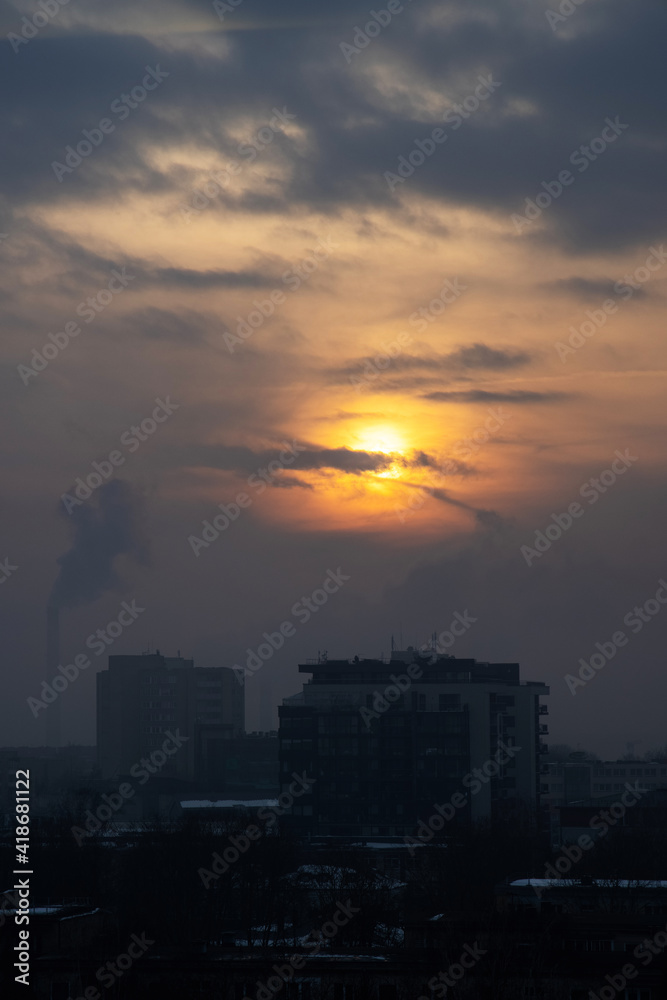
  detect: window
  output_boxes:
[334,986,355,1000]
[412,692,426,711]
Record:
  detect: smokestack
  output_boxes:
[46,604,61,746]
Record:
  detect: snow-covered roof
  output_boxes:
[351,841,427,849]
[284,865,405,889]
[509,878,667,889]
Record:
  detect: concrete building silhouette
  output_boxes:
[279,649,549,837]
[96,651,244,780]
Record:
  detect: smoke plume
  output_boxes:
[49,479,149,609]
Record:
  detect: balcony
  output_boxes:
[539,704,548,715]
[538,743,549,754]
[539,724,549,735]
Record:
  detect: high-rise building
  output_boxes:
[97,652,244,780]
[278,650,549,837]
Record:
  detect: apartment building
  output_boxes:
[96,651,244,780]
[278,649,549,837]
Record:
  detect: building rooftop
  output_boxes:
[297,654,545,688]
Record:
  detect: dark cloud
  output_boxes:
[399,483,505,529]
[144,266,278,290]
[181,443,396,476]
[445,344,533,370]
[332,343,532,381]
[1,0,665,250]
[422,389,575,403]
[543,277,649,301]
[177,442,472,479]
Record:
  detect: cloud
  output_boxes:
[332,343,532,381]
[2,0,665,251]
[180,443,398,476]
[444,344,533,370]
[422,389,575,403]
[543,277,648,301]
[143,265,278,289]
[420,486,506,529]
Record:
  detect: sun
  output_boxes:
[354,425,406,456]
[352,424,407,481]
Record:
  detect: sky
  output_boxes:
[1,0,666,758]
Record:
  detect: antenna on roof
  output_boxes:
[391,634,395,652]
